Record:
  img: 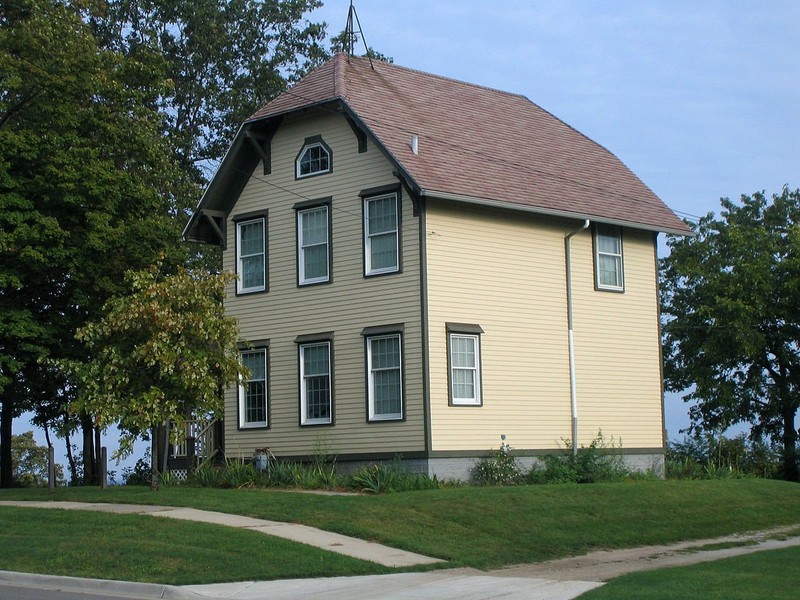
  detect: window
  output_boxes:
[295,137,332,178]
[364,192,399,275]
[239,349,267,428]
[236,217,266,293]
[447,324,483,406]
[366,334,403,421]
[297,204,330,285]
[299,341,332,425]
[594,224,624,291]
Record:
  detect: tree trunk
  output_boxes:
[0,396,14,488]
[782,407,799,482]
[65,430,78,485]
[81,413,97,485]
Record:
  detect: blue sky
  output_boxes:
[313,0,799,437]
[16,1,799,465]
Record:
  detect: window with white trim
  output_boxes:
[296,140,331,178]
[366,334,403,421]
[297,205,329,284]
[364,193,399,275]
[236,218,265,293]
[299,341,332,425]
[239,349,267,428]
[594,224,624,291]
[448,329,482,406]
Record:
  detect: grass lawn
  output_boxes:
[576,545,800,600]
[0,506,389,585]
[1,479,798,582]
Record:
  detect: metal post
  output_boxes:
[48,446,55,491]
[100,446,107,489]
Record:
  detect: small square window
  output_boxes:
[447,325,483,406]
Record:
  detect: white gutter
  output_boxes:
[565,219,590,456]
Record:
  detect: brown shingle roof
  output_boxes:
[249,54,689,234]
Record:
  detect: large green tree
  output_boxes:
[91,0,328,181]
[0,0,188,486]
[661,187,800,481]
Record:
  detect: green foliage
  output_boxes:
[221,460,259,489]
[61,265,247,458]
[92,0,328,178]
[0,0,191,486]
[665,433,781,480]
[122,454,152,486]
[528,432,630,484]
[11,432,63,487]
[350,464,396,494]
[471,441,524,485]
[350,457,439,494]
[190,464,223,488]
[661,187,800,481]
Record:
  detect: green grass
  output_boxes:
[577,546,800,599]
[0,506,389,585]
[1,479,798,578]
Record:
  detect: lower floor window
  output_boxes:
[239,349,267,427]
[367,334,403,420]
[448,325,483,406]
[299,341,332,425]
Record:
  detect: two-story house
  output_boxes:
[183,53,690,479]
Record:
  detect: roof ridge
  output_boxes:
[346,54,528,100]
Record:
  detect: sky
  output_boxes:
[14,0,799,469]
[310,0,799,438]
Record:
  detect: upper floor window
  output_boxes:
[447,324,483,406]
[364,192,400,276]
[236,216,266,294]
[295,136,332,179]
[594,224,624,292]
[296,202,330,285]
[366,333,403,421]
[239,348,268,428]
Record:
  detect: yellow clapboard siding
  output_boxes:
[425,201,664,452]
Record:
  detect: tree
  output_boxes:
[91,0,328,182]
[62,264,247,471]
[661,187,800,481]
[11,431,64,487]
[0,0,189,486]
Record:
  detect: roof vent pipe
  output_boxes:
[565,219,590,456]
[411,134,419,155]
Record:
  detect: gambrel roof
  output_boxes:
[185,53,690,243]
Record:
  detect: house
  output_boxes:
[183,53,691,479]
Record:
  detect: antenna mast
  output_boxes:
[343,1,373,69]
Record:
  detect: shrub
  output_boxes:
[122,455,152,486]
[665,433,781,480]
[190,464,223,488]
[351,464,396,494]
[471,440,524,486]
[221,460,258,488]
[528,431,630,484]
[348,456,439,493]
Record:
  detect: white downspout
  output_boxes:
[565,219,590,456]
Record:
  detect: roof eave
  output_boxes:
[420,189,694,236]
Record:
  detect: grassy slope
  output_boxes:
[2,479,799,570]
[577,546,800,600]
[0,507,389,585]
